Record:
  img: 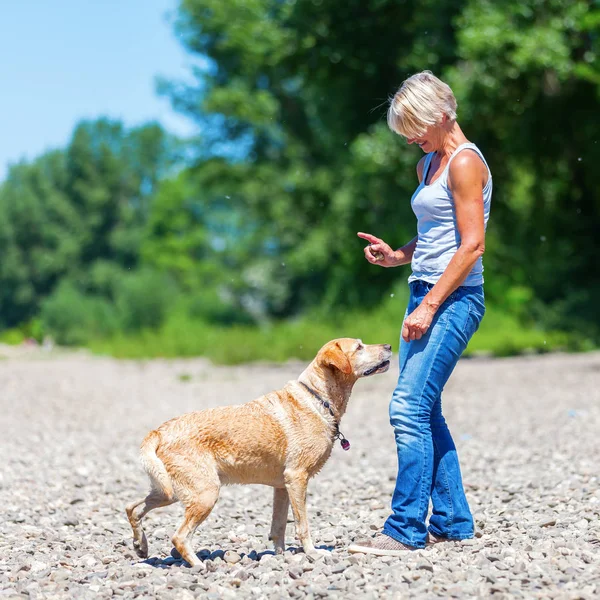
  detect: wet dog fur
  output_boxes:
[126,338,391,565]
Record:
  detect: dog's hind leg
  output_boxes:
[269,487,290,554]
[171,468,220,567]
[126,490,176,559]
[127,429,177,558]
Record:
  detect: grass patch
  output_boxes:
[88,298,580,364]
[463,306,571,357]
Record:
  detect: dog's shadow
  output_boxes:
[143,545,334,568]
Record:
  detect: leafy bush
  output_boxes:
[0,328,26,345]
[114,268,177,331]
[88,290,576,364]
[186,287,254,326]
[41,281,119,345]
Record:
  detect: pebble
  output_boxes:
[331,561,350,574]
[1,348,599,599]
[224,551,241,564]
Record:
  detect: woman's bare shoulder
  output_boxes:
[448,149,488,187]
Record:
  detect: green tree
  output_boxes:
[161,0,469,316]
[141,165,279,323]
[447,0,600,333]
[163,0,600,338]
[0,119,179,327]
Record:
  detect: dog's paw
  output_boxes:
[133,534,148,559]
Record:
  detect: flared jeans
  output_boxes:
[383,280,485,548]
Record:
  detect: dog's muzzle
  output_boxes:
[363,360,390,376]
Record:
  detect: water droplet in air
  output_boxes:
[390,293,395,298]
[540,236,546,242]
[577,157,582,162]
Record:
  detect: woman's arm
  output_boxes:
[421,151,486,310]
[394,236,418,266]
[357,156,425,267]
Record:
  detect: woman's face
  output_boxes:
[405,115,447,153]
[406,125,441,153]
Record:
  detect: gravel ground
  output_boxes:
[1,343,599,599]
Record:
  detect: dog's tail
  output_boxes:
[139,430,175,500]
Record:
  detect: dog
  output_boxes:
[126,338,392,565]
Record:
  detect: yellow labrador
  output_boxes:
[126,338,391,565]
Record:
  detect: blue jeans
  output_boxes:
[383,280,485,548]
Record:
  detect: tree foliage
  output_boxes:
[1,0,599,348]
[0,119,179,327]
[160,0,600,335]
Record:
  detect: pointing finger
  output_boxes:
[357,232,382,244]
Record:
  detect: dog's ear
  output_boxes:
[322,342,353,375]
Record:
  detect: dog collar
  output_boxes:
[298,381,350,451]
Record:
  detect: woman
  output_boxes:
[348,71,491,555]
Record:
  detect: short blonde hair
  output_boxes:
[387,71,457,138]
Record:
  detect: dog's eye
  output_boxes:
[356,343,363,351]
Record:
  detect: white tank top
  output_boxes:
[408,142,492,287]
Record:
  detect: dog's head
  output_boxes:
[317,338,392,379]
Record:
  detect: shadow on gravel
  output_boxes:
[141,545,334,568]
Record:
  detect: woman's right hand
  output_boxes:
[357,232,398,268]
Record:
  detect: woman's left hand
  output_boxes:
[402,303,437,342]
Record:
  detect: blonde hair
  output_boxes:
[387,71,457,138]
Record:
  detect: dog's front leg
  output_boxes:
[269,487,289,554]
[284,470,327,560]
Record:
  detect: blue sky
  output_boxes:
[0,0,198,181]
